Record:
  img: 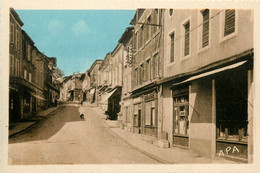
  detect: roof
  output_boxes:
[88,59,103,73]
[118,27,134,44]
[10,8,24,26]
[22,30,35,45]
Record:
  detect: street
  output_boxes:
[8,104,160,164]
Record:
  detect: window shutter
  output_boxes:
[184,21,190,56]
[224,10,235,36]
[170,33,175,63]
[10,24,14,43]
[151,55,155,79]
[202,9,209,47]
[145,102,151,125]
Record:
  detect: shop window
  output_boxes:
[173,94,189,136]
[224,10,236,37]
[216,71,248,143]
[145,101,157,126]
[133,104,141,127]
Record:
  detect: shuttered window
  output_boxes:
[145,102,152,126]
[170,33,175,63]
[147,16,151,40]
[146,59,151,81]
[202,9,209,47]
[184,21,190,56]
[154,53,158,78]
[10,23,14,43]
[224,10,235,36]
[153,9,158,34]
[10,55,14,76]
[15,59,19,76]
[16,30,19,50]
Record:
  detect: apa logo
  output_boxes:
[218,146,239,157]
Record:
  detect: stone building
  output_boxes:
[130,9,164,138]
[160,9,253,162]
[9,8,60,124]
[119,27,134,130]
[86,60,103,103]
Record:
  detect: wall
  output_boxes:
[163,9,253,79]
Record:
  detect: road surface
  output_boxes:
[8,104,160,164]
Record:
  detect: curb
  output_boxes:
[91,107,173,164]
[9,106,61,138]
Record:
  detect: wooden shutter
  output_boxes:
[170,33,175,63]
[145,102,151,125]
[184,21,190,56]
[224,10,235,36]
[202,9,209,47]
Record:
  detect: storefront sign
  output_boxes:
[143,91,156,101]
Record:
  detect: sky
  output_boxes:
[16,10,135,76]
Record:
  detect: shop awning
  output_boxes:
[28,91,46,100]
[173,60,247,86]
[100,88,117,104]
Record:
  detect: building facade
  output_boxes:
[9,8,61,124]
[161,9,253,161]
[130,9,164,138]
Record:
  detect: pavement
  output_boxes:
[9,105,62,137]
[9,101,241,164]
[87,103,240,164]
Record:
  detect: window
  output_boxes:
[135,68,138,87]
[146,59,151,81]
[146,16,151,41]
[29,72,32,82]
[27,45,31,61]
[10,55,14,76]
[24,69,27,79]
[10,23,14,43]
[202,9,209,48]
[16,30,19,50]
[140,25,144,48]
[169,9,174,16]
[184,21,190,56]
[174,94,189,136]
[224,10,235,36]
[134,32,138,51]
[15,59,19,76]
[140,64,144,84]
[133,104,141,127]
[125,107,130,123]
[153,9,158,34]
[154,53,159,78]
[170,32,175,63]
[145,101,157,126]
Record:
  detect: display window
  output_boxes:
[173,94,189,136]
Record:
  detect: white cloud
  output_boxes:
[48,19,64,35]
[72,20,90,36]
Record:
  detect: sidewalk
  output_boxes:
[9,106,61,137]
[90,106,239,164]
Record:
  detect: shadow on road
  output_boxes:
[9,105,83,144]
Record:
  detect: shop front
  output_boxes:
[172,85,189,147]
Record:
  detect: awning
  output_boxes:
[173,60,247,86]
[100,88,117,104]
[28,91,46,100]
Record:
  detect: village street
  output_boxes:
[8,104,160,164]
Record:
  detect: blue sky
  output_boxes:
[16,10,135,76]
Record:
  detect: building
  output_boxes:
[119,27,134,130]
[9,8,24,122]
[60,73,83,101]
[86,60,103,103]
[160,9,253,162]
[130,9,164,138]
[9,8,61,124]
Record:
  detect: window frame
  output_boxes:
[219,9,238,43]
[181,17,191,60]
[10,23,14,44]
